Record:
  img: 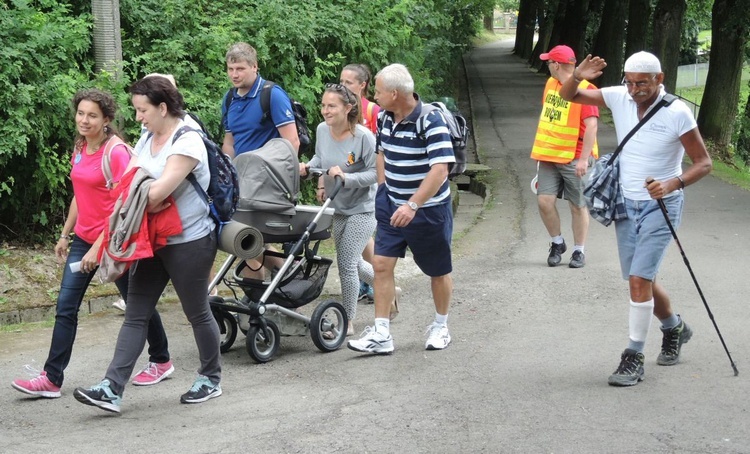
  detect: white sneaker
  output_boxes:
[112,299,126,312]
[425,322,451,350]
[347,326,394,354]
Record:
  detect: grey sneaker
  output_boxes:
[569,250,585,268]
[657,318,692,366]
[74,379,122,413]
[547,241,567,267]
[180,375,222,404]
[608,349,645,387]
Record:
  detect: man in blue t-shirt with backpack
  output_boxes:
[221,42,300,158]
[220,42,298,279]
[347,63,456,355]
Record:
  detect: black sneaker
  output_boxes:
[608,349,645,387]
[547,241,567,267]
[74,379,122,413]
[180,375,222,404]
[569,250,585,268]
[657,318,692,366]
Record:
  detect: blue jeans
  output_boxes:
[615,194,683,281]
[43,238,170,387]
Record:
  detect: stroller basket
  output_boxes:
[238,251,332,309]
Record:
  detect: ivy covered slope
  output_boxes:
[0,0,494,244]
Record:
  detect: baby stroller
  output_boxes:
[208,139,347,363]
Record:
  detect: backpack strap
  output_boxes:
[185,111,210,139]
[606,93,677,166]
[101,136,133,190]
[221,88,236,131]
[415,103,439,142]
[172,125,213,208]
[259,80,276,123]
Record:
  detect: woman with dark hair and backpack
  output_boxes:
[10,88,173,398]
[74,76,221,413]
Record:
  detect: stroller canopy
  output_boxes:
[234,138,300,215]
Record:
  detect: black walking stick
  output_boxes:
[647,178,739,376]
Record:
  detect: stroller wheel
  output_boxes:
[246,319,280,363]
[212,309,237,353]
[310,300,348,352]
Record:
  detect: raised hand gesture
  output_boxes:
[575,55,607,81]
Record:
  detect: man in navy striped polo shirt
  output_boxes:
[347,63,456,355]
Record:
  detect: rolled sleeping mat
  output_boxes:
[218,221,265,260]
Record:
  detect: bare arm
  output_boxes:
[410,163,449,207]
[559,55,608,108]
[222,132,236,159]
[646,128,713,199]
[576,116,598,177]
[55,197,79,262]
[81,231,105,272]
[390,163,449,228]
[147,154,199,210]
[277,123,300,153]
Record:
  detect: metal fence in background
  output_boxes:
[676,63,710,89]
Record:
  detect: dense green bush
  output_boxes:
[0,0,92,241]
[0,0,490,244]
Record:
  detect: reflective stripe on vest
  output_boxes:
[530,78,598,163]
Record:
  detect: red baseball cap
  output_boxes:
[540,45,576,64]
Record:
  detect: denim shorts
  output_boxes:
[536,158,592,207]
[374,185,453,277]
[615,193,683,281]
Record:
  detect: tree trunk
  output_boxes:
[530,0,561,69]
[735,91,750,164]
[625,0,652,57]
[591,0,629,88]
[651,0,686,92]
[92,0,123,76]
[698,0,749,154]
[484,13,494,32]
[515,0,538,58]
[558,0,594,57]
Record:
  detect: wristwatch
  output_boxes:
[407,201,419,211]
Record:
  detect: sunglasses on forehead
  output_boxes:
[325,83,355,102]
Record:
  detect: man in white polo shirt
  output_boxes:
[559,51,712,387]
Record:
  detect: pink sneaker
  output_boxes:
[11,370,61,398]
[132,361,174,386]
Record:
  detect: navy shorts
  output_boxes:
[374,185,453,277]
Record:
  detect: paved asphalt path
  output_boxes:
[2,40,749,453]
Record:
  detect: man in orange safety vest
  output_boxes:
[531,45,599,268]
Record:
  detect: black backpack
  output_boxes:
[416,102,470,178]
[171,126,240,230]
[223,81,311,156]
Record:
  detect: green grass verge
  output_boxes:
[709,159,750,191]
[0,318,55,333]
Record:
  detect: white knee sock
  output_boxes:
[628,299,654,352]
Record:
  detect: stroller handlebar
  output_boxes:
[307,168,344,201]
